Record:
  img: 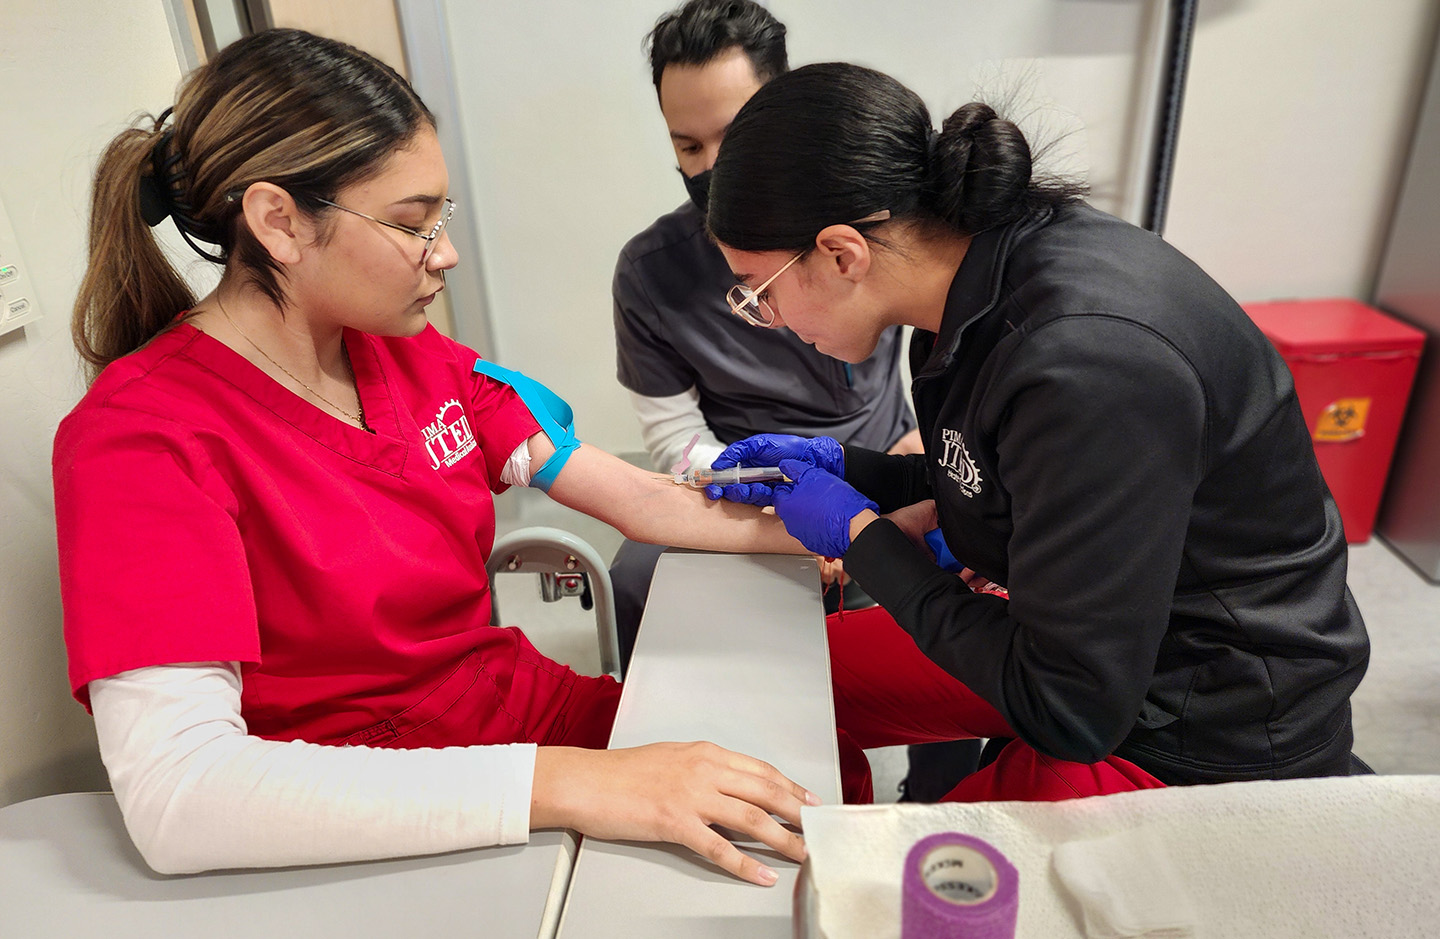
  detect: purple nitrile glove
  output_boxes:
[771,459,878,558]
[704,434,845,503]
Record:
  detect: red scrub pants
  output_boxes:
[828,605,1165,804]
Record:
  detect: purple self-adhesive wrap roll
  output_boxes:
[902,831,1019,939]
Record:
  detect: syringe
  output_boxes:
[673,465,792,489]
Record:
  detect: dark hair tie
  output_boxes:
[138,107,226,262]
[137,109,176,228]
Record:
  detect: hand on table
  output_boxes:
[705,434,845,504]
[531,742,819,886]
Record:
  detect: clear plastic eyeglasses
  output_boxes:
[726,252,803,327]
[723,209,892,327]
[315,196,456,264]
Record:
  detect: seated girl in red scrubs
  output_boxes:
[55,28,813,888]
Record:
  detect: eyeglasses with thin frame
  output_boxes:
[725,210,892,327]
[726,252,802,327]
[314,196,456,265]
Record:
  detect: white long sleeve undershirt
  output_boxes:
[88,440,546,874]
[90,663,537,874]
[628,387,725,472]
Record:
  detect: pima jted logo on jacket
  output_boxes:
[938,428,983,498]
[423,399,477,469]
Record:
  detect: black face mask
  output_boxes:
[679,167,713,213]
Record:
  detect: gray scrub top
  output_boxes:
[613,201,915,450]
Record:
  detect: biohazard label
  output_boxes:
[1314,398,1370,442]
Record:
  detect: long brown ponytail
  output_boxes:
[72,118,194,381]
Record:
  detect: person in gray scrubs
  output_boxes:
[610,0,972,801]
[614,0,918,480]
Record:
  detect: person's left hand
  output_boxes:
[531,742,815,886]
[771,460,878,558]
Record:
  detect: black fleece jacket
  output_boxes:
[843,203,1369,784]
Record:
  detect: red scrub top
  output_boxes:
[53,321,541,746]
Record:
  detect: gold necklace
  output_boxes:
[215,297,368,429]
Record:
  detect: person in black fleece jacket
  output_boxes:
[701,62,1369,798]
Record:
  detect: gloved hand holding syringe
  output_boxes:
[679,432,846,502]
[673,465,791,489]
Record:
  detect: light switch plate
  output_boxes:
[0,191,40,336]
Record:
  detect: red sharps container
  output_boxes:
[1244,298,1425,542]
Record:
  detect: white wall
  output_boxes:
[441,0,1165,456]
[443,0,1440,456]
[1166,0,1440,303]
[0,0,185,806]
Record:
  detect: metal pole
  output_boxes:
[1145,0,1199,235]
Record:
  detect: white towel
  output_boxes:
[800,775,1440,939]
[1052,826,1196,938]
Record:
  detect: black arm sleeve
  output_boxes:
[844,318,1208,764]
[843,446,931,513]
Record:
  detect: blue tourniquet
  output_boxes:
[473,359,580,492]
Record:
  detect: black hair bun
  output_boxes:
[928,103,1032,233]
[945,102,998,141]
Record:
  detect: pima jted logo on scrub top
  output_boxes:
[938,428,983,498]
[423,399,477,470]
